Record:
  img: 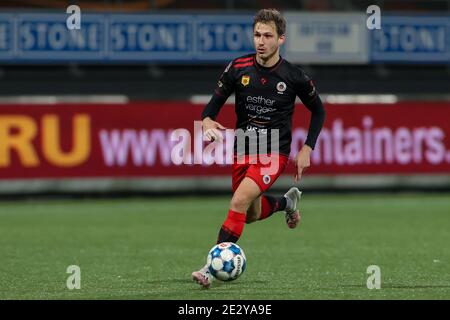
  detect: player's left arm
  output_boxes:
[201,61,236,142]
[294,72,326,182]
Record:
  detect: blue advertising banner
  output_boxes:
[16,13,105,61]
[0,12,448,64]
[0,14,14,59]
[195,15,255,60]
[371,16,450,63]
[107,14,193,61]
[0,13,254,63]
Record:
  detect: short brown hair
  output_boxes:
[253,9,286,36]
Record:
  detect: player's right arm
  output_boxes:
[201,61,236,141]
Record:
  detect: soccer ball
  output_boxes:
[207,242,246,281]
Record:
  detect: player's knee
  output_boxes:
[230,194,251,212]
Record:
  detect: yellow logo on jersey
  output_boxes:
[241,75,250,86]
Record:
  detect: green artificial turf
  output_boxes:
[1,194,449,299]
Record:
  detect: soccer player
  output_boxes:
[192,9,326,288]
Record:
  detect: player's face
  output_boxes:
[253,22,285,61]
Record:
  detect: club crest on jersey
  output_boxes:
[241,75,250,86]
[276,82,286,94]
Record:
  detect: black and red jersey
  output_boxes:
[202,53,325,156]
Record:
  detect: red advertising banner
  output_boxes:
[0,101,449,179]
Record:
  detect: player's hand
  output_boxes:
[202,117,226,142]
[294,145,312,182]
